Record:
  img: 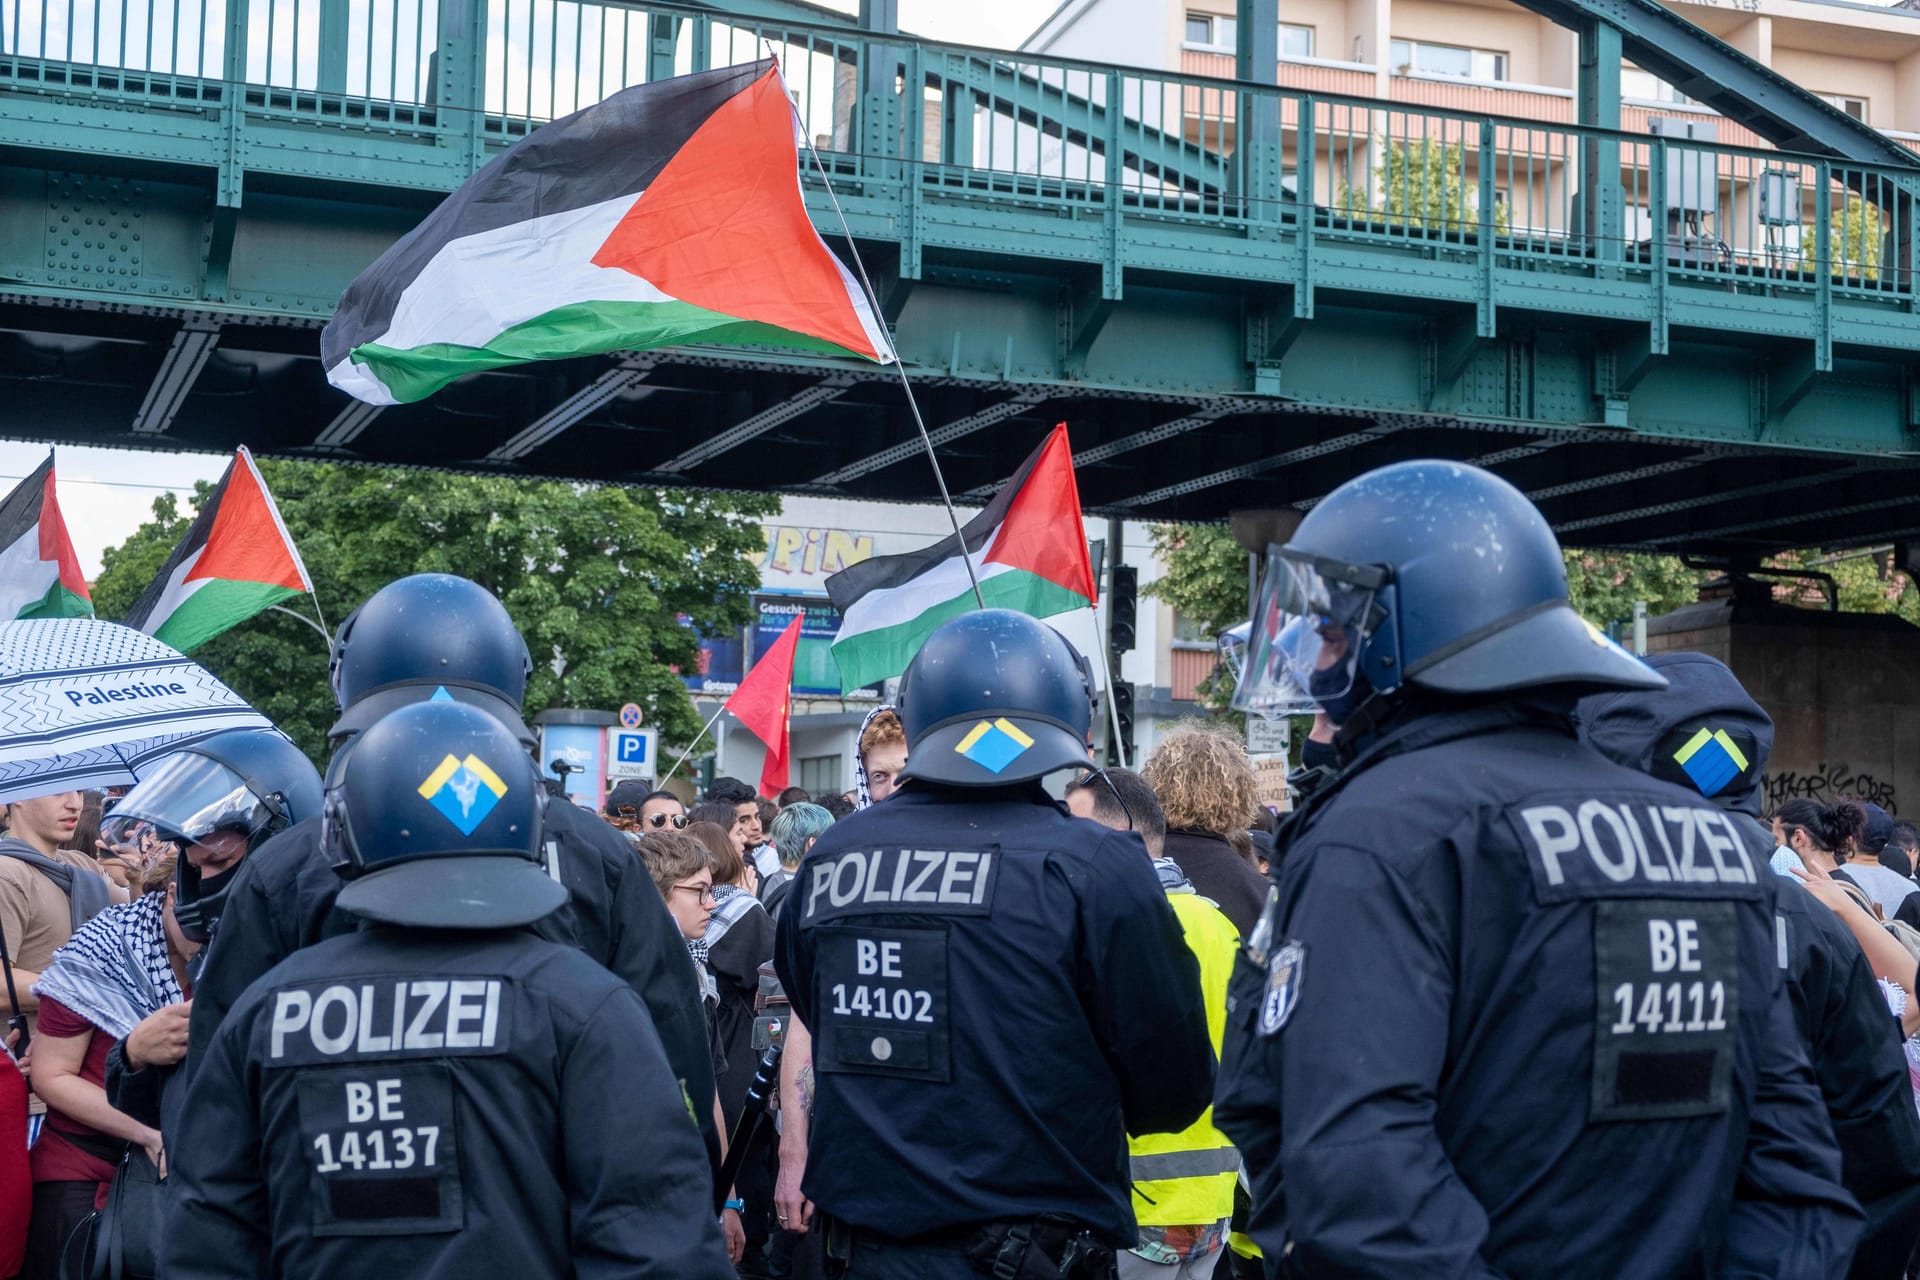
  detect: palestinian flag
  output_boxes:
[124,447,315,653]
[826,424,1097,691]
[321,59,894,405]
[0,453,92,620]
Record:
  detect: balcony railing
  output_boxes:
[2,0,1918,310]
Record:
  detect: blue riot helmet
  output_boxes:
[105,730,323,943]
[325,700,563,930]
[897,610,1096,787]
[328,574,535,747]
[1231,460,1663,723]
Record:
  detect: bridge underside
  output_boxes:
[4,288,1912,559]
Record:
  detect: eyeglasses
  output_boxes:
[647,812,689,830]
[671,882,717,905]
[1077,768,1135,831]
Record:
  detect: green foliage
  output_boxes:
[92,463,776,761]
[1765,548,1919,621]
[1561,550,1703,629]
[1143,524,1251,637]
[1805,194,1882,281]
[1337,139,1512,236]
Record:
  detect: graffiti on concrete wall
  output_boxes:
[1761,763,1898,815]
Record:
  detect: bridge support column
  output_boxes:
[1577,21,1623,267]
[435,0,486,174]
[859,0,903,192]
[318,0,350,97]
[1236,0,1283,224]
[648,16,682,85]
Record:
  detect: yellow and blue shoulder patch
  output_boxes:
[954,717,1035,774]
[417,752,510,834]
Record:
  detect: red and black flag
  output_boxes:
[322,60,894,405]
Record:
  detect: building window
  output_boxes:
[1389,39,1507,82]
[1818,92,1869,123]
[1622,62,1692,105]
[796,755,842,799]
[1185,12,1238,50]
[1280,23,1315,58]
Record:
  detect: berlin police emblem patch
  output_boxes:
[1261,941,1305,1036]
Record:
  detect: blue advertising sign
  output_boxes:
[751,595,879,698]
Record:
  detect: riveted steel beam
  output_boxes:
[313,400,383,450]
[486,357,659,463]
[130,315,221,436]
[1111,425,1401,509]
[1650,489,1920,544]
[1555,465,1865,535]
[814,391,1047,486]
[654,376,856,474]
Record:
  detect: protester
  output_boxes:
[0,793,120,1041]
[760,803,832,918]
[776,787,811,809]
[1838,802,1920,921]
[1773,798,1868,890]
[20,856,180,1280]
[853,706,906,808]
[1066,767,1240,1279]
[819,794,855,822]
[691,801,760,882]
[1139,726,1268,935]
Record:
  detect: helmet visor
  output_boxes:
[1231,549,1380,718]
[103,752,275,852]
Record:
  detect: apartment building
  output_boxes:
[1022,0,1920,270]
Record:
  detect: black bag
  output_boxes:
[77,1146,164,1280]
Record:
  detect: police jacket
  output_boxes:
[179,795,718,1162]
[773,781,1214,1247]
[1580,655,1920,1279]
[1213,699,1862,1279]
[163,926,734,1280]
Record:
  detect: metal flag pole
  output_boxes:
[267,603,331,647]
[1094,637,1130,770]
[661,700,732,787]
[773,50,987,610]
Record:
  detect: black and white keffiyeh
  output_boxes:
[853,703,898,810]
[31,894,182,1040]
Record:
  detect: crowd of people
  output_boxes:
[0,462,1912,1277]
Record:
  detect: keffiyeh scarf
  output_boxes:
[854,703,898,810]
[32,894,182,1040]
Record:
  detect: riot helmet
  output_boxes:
[105,730,322,943]
[328,574,535,746]
[897,610,1096,787]
[1231,460,1663,725]
[325,700,562,930]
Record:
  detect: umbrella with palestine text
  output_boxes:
[0,618,274,804]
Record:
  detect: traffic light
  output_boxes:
[1108,565,1137,655]
[1107,682,1135,768]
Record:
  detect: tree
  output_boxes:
[1338,139,1512,237]
[1806,194,1881,281]
[1561,550,1703,630]
[92,462,776,761]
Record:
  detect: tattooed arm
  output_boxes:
[775,1017,815,1233]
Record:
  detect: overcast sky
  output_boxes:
[15,2,1046,580]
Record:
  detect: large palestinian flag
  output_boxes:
[826,425,1098,691]
[321,59,894,405]
[0,453,92,620]
[123,447,315,653]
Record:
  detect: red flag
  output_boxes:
[727,613,804,798]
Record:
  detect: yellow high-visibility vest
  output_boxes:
[1129,890,1242,1228]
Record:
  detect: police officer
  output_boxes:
[1212,460,1861,1277]
[164,699,734,1279]
[101,729,323,1140]
[182,574,718,1166]
[774,610,1213,1279]
[1580,651,1920,1279]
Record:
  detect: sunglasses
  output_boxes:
[648,812,689,830]
[1077,768,1135,831]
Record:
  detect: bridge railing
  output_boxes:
[2,0,1916,302]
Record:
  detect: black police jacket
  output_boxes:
[163,926,734,1280]
[773,781,1213,1247]
[179,798,718,1164]
[1213,701,1862,1279]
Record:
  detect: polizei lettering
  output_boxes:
[267,978,508,1066]
[1512,798,1765,903]
[62,680,189,708]
[803,848,1000,921]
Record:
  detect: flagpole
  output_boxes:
[1094,635,1130,770]
[267,604,331,647]
[661,700,731,788]
[774,50,987,611]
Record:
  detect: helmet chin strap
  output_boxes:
[1330,688,1404,764]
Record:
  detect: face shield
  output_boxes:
[102,752,280,856]
[1230,548,1387,719]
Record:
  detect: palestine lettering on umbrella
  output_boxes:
[63,681,191,707]
[62,679,192,710]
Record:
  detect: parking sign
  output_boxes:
[605,728,658,779]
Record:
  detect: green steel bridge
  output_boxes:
[4,0,1920,559]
